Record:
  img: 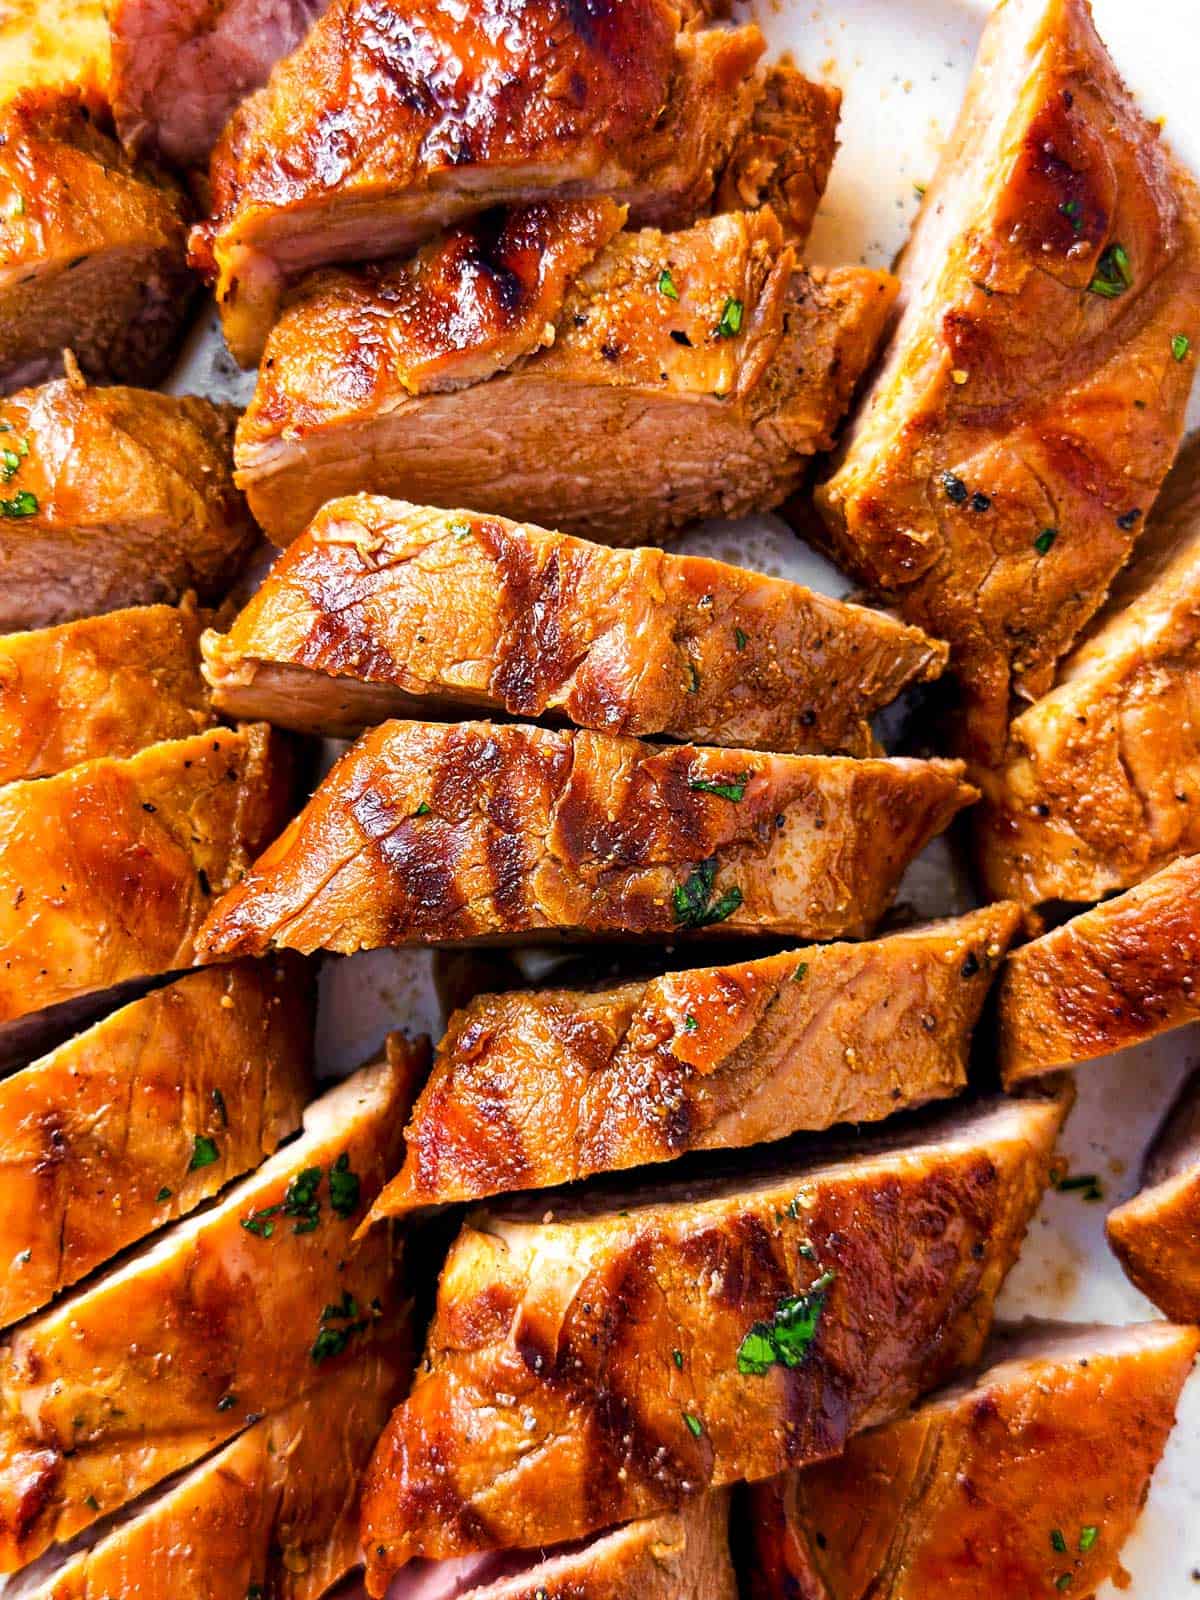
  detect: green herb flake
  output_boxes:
[673,857,740,929]
[682,1411,703,1437]
[284,1165,323,1232]
[413,801,432,817]
[734,627,748,652]
[0,489,37,518]
[328,1152,361,1218]
[913,182,926,198]
[1079,1526,1098,1553]
[1088,242,1133,298]
[1056,1172,1103,1202]
[1060,197,1084,233]
[1055,1577,1072,1592]
[686,662,701,695]
[311,1289,369,1364]
[211,1087,228,1127]
[1051,1530,1067,1554]
[0,448,20,480]
[792,962,809,984]
[1172,334,1191,362]
[682,1014,699,1033]
[156,1186,172,1203]
[716,297,744,338]
[737,1271,836,1376]
[673,1348,684,1369]
[658,267,680,301]
[241,1204,282,1239]
[688,772,750,803]
[84,1494,99,1511]
[189,1134,219,1171]
[1034,527,1058,556]
[449,518,472,538]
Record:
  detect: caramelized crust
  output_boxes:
[0,89,193,392]
[999,851,1200,1082]
[1107,1069,1200,1321]
[0,598,210,782]
[368,905,1020,1217]
[13,1348,411,1600]
[0,724,292,1030]
[815,0,1200,763]
[0,373,255,631]
[977,436,1200,903]
[194,719,975,956]
[201,496,946,754]
[0,959,313,1330]
[359,1092,1067,1587]
[0,1049,423,1573]
[236,209,897,545]
[744,1320,1200,1600]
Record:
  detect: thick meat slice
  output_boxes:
[977,436,1200,904]
[368,904,1021,1217]
[0,723,292,1037]
[194,720,975,956]
[0,372,255,631]
[0,89,193,392]
[110,0,330,170]
[999,851,1200,1082]
[1107,1067,1200,1321]
[0,958,313,1329]
[814,0,1200,764]
[7,1348,409,1600]
[0,1046,424,1573]
[0,598,210,783]
[200,496,947,754]
[235,209,897,545]
[386,1496,735,1600]
[192,0,770,364]
[715,67,840,245]
[360,1090,1068,1588]
[743,1319,1199,1600]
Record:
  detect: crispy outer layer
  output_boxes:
[0,958,314,1330]
[815,0,1200,763]
[0,375,255,631]
[359,1095,1065,1584]
[194,719,974,956]
[999,851,1200,1081]
[201,496,946,754]
[368,904,1020,1216]
[744,1323,1200,1600]
[0,723,293,1026]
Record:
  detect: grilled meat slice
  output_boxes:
[1107,1067,1200,1321]
[235,208,897,545]
[110,0,330,170]
[192,0,771,364]
[999,851,1200,1082]
[0,373,255,631]
[743,1319,1199,1600]
[0,1045,424,1573]
[0,89,192,393]
[200,496,947,754]
[195,720,975,956]
[360,1090,1067,1588]
[7,1347,410,1600]
[0,958,313,1330]
[0,0,108,103]
[715,66,840,245]
[368,904,1020,1218]
[0,723,291,1036]
[386,1495,735,1600]
[0,598,210,783]
[814,0,1200,764]
[977,436,1200,904]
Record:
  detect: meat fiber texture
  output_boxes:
[814,0,1200,765]
[194,719,976,956]
[201,496,946,755]
[1108,1066,1200,1322]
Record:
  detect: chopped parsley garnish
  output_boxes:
[0,489,37,518]
[413,801,432,817]
[682,1014,699,1032]
[716,297,744,338]
[311,1291,369,1363]
[734,627,748,651]
[682,1411,703,1437]
[1173,334,1191,362]
[84,1494,99,1511]
[1051,1530,1067,1553]
[1056,1172,1103,1202]
[1056,1577,1072,1592]
[189,1135,219,1171]
[1059,198,1084,234]
[241,1204,282,1239]
[672,1348,684,1369]
[737,1271,835,1375]
[328,1152,362,1218]
[0,448,20,480]
[1034,527,1058,555]
[1079,1526,1098,1552]
[283,1165,323,1233]
[156,1186,172,1202]
[449,519,471,537]
[211,1088,228,1126]
[672,857,742,928]
[1088,242,1132,298]
[688,772,750,803]
[792,962,808,983]
[941,471,969,505]
[658,267,680,301]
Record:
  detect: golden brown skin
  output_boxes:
[0,1045,425,1574]
[1107,1069,1200,1321]
[0,89,193,392]
[201,496,947,754]
[0,958,313,1330]
[999,851,1200,1082]
[814,0,1200,764]
[0,723,292,1031]
[360,1091,1068,1590]
[0,371,256,631]
[744,1319,1200,1600]
[194,0,770,364]
[194,719,976,956]
[0,597,211,783]
[976,436,1200,904]
[235,208,898,545]
[368,904,1021,1218]
[13,1347,411,1600]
